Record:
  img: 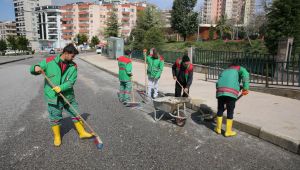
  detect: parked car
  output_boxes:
[96,46,102,54]
[49,49,55,54]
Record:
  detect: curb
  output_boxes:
[0,56,33,65]
[79,57,300,155]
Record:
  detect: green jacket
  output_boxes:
[146,55,164,79]
[118,55,132,81]
[30,54,78,104]
[216,66,250,99]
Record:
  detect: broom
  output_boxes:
[41,71,104,150]
[125,76,141,107]
[143,49,148,95]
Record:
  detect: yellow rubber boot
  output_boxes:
[74,121,93,139]
[51,125,61,147]
[225,119,237,137]
[214,116,223,134]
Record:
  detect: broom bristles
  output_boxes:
[93,136,103,150]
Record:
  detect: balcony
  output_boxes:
[62,23,73,27]
[79,23,89,27]
[122,11,130,16]
[48,35,58,40]
[79,29,89,33]
[48,32,58,35]
[62,12,73,16]
[62,29,73,33]
[122,17,130,22]
[79,11,89,15]
[62,18,73,21]
[79,17,89,21]
[61,5,73,10]
[62,35,72,40]
[122,23,130,27]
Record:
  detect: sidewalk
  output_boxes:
[79,54,300,155]
[0,56,33,65]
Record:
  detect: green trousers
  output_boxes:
[118,81,132,102]
[47,97,80,126]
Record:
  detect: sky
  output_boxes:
[0,0,202,21]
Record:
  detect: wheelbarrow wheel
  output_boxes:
[173,110,186,127]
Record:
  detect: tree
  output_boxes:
[136,6,162,31]
[209,26,215,40]
[17,36,29,52]
[265,0,300,54]
[171,0,198,41]
[104,7,119,38]
[75,34,88,45]
[130,28,146,50]
[7,35,18,53]
[90,36,100,48]
[144,27,164,50]
[0,39,7,55]
[130,6,164,50]
[215,15,231,40]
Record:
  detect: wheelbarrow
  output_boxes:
[153,96,190,127]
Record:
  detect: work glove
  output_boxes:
[242,89,249,96]
[52,86,61,93]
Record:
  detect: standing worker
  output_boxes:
[146,48,164,99]
[30,44,93,147]
[117,50,133,104]
[172,54,193,97]
[215,63,250,137]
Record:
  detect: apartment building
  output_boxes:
[161,10,172,28]
[202,0,225,24]
[202,0,255,25]
[0,21,17,40]
[13,0,53,50]
[243,0,255,25]
[35,5,69,50]
[61,2,143,42]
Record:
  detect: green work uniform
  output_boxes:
[117,55,132,102]
[30,55,80,126]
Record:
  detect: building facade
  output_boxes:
[202,0,255,25]
[13,0,53,50]
[61,2,143,42]
[161,10,171,28]
[36,5,69,50]
[0,21,17,40]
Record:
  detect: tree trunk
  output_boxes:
[183,35,186,42]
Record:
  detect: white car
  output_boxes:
[96,46,102,54]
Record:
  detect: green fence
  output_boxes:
[131,50,184,63]
[130,49,300,87]
[196,48,300,87]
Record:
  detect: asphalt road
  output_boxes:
[0,55,299,170]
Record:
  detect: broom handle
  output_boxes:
[175,79,191,98]
[41,71,100,138]
[144,52,148,94]
[131,76,135,102]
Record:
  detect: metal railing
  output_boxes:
[197,49,300,87]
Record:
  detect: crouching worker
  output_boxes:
[215,63,249,137]
[30,44,93,147]
[172,54,193,97]
[117,50,133,104]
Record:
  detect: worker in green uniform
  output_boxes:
[146,48,164,99]
[30,44,93,147]
[215,63,250,137]
[117,50,133,104]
